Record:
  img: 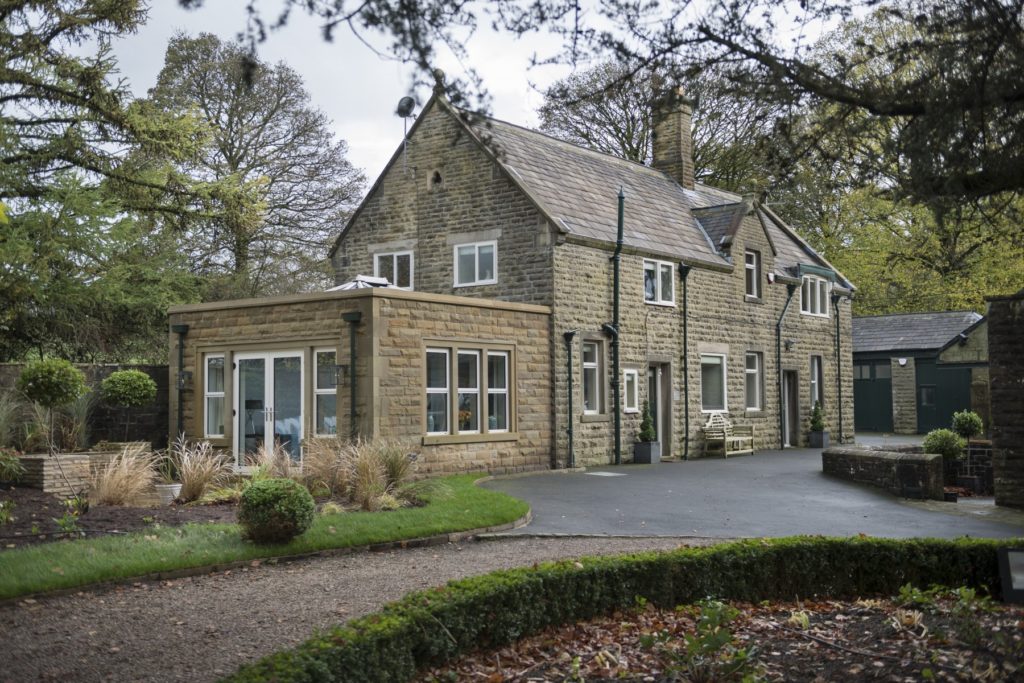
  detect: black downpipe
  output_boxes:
[563,330,578,468]
[832,293,844,444]
[609,188,624,465]
[776,284,797,447]
[342,311,362,439]
[170,323,189,439]
[679,265,692,460]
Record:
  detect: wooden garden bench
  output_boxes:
[702,413,754,458]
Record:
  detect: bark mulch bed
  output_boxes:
[0,486,236,550]
[418,592,1023,682]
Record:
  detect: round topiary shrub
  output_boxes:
[238,478,315,544]
[101,370,157,408]
[17,359,87,409]
[923,428,966,460]
[951,410,983,439]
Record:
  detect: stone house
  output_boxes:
[852,311,988,434]
[168,80,855,472]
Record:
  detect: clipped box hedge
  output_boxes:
[224,536,1014,683]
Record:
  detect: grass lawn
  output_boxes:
[0,474,528,600]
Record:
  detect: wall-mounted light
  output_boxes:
[333,364,349,387]
[898,358,908,367]
[784,339,796,352]
[766,272,776,285]
[176,370,192,391]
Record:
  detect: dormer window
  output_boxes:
[643,259,675,305]
[800,275,830,317]
[744,250,761,299]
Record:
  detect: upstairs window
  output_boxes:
[374,252,414,289]
[800,275,830,317]
[745,250,761,299]
[643,259,675,305]
[454,241,497,286]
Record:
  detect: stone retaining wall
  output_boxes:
[18,454,90,496]
[822,446,944,500]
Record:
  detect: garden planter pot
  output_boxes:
[809,430,830,449]
[944,490,959,503]
[155,483,182,505]
[633,442,661,464]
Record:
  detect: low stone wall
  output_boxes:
[18,454,90,496]
[822,446,944,500]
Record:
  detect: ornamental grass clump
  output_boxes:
[0,447,25,483]
[923,428,966,461]
[89,443,157,506]
[238,478,315,544]
[171,434,232,503]
[300,436,350,496]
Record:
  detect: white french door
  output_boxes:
[233,351,304,469]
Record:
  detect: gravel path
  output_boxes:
[1,536,715,683]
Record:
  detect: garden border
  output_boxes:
[222,536,1019,683]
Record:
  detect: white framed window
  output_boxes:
[425,349,450,435]
[457,350,480,433]
[314,349,338,436]
[745,352,762,411]
[454,241,497,286]
[700,354,727,412]
[582,340,603,414]
[204,354,225,437]
[643,259,675,305]
[623,369,639,413]
[810,355,823,407]
[800,276,830,316]
[373,251,414,289]
[745,250,761,299]
[487,351,509,432]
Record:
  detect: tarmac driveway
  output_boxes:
[482,448,1024,539]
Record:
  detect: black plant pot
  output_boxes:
[633,441,661,464]
[944,490,959,503]
[809,430,830,449]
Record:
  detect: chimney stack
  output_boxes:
[651,81,695,189]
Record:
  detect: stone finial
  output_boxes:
[432,68,446,95]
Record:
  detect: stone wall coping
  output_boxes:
[825,446,941,464]
[167,286,552,316]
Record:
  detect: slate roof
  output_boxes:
[852,311,984,354]
[466,108,852,288]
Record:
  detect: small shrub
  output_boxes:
[89,444,157,506]
[951,410,983,439]
[100,370,157,408]
[0,447,25,483]
[0,500,14,525]
[171,435,232,502]
[198,482,246,505]
[238,478,315,544]
[809,401,826,432]
[377,493,403,511]
[320,501,345,516]
[637,401,656,442]
[923,429,966,460]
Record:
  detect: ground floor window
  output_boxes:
[701,354,727,412]
[204,354,225,437]
[810,355,823,407]
[425,344,514,438]
[623,369,639,413]
[582,340,603,414]
[314,349,338,435]
[745,352,762,411]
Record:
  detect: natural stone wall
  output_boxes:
[18,454,90,496]
[168,289,552,476]
[890,357,917,434]
[822,446,944,500]
[987,290,1024,508]
[331,100,555,306]
[0,363,169,449]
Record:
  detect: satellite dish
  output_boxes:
[396,96,416,118]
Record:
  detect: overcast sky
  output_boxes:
[111,1,574,180]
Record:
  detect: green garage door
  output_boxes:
[915,359,971,433]
[853,361,893,432]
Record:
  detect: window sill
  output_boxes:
[581,413,610,423]
[422,432,518,446]
[744,295,763,304]
[624,408,639,414]
[800,311,830,319]
[700,409,727,414]
[643,300,676,308]
[745,409,767,418]
[453,280,498,288]
[204,437,230,448]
